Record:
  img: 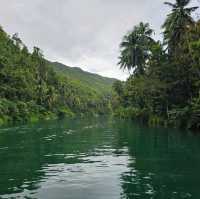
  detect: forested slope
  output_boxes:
[50,62,116,95]
[0,26,111,125]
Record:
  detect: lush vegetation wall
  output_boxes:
[0,27,112,125]
[112,0,200,130]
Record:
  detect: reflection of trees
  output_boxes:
[1,118,200,198]
[0,124,45,196]
[0,117,113,197]
[114,120,200,199]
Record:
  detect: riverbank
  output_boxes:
[0,98,111,127]
[113,106,199,131]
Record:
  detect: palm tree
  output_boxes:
[162,0,198,55]
[118,22,154,75]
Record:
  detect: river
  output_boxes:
[0,117,200,199]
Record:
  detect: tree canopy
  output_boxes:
[0,27,112,125]
[114,0,200,130]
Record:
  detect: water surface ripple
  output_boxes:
[0,117,200,199]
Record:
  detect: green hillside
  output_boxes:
[49,62,116,94]
[0,26,113,125]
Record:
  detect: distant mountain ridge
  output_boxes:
[49,61,117,94]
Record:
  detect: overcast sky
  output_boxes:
[0,0,199,80]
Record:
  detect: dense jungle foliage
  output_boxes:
[112,0,200,130]
[0,26,114,125]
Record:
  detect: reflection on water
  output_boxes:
[0,117,200,199]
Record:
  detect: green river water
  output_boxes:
[0,117,200,199]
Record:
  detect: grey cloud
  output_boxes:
[0,0,199,80]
